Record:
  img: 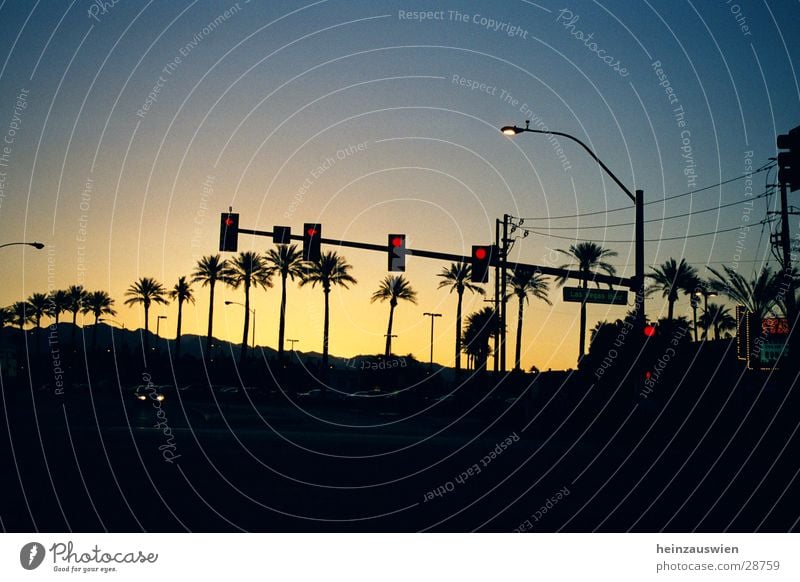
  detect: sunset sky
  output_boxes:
[1,0,798,370]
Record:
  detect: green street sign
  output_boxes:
[562,287,628,305]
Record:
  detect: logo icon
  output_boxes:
[20,542,45,570]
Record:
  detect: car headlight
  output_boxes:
[156,395,165,402]
[137,395,146,400]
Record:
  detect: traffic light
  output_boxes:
[471,245,493,283]
[388,234,406,272]
[303,223,321,262]
[273,226,291,245]
[219,212,239,252]
[777,126,800,192]
[643,324,656,337]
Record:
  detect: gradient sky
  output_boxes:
[1,0,798,370]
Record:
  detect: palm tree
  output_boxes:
[168,276,194,358]
[0,306,11,329]
[227,252,273,362]
[124,277,168,353]
[556,242,618,361]
[191,254,231,355]
[507,268,551,371]
[265,244,306,360]
[48,289,70,325]
[10,301,31,330]
[299,251,357,366]
[437,262,485,370]
[81,290,116,350]
[708,265,781,348]
[462,307,501,370]
[27,292,50,330]
[28,292,51,357]
[647,258,699,322]
[65,284,88,342]
[371,275,418,356]
[697,302,736,340]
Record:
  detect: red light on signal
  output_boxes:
[645,371,652,380]
[643,325,656,337]
[474,247,487,260]
[225,217,234,226]
[392,236,403,248]
[306,227,317,237]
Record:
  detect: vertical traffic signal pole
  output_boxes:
[494,219,501,372]
[501,214,510,372]
[636,189,646,330]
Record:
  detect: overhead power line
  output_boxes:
[516,191,769,231]
[520,219,769,243]
[515,163,775,221]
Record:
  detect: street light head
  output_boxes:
[224,301,233,305]
[501,126,520,136]
[30,242,45,249]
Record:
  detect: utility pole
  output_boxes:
[494,218,501,372]
[423,312,441,368]
[501,214,510,372]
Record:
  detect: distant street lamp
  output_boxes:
[423,312,442,367]
[287,339,299,351]
[501,121,646,358]
[156,315,167,338]
[0,241,45,250]
[694,286,717,339]
[225,300,256,350]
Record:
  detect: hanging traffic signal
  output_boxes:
[303,223,322,262]
[388,234,406,272]
[643,324,657,337]
[777,126,800,192]
[471,245,493,283]
[273,226,291,245]
[219,212,239,252]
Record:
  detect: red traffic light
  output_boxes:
[474,247,487,260]
[643,324,656,337]
[645,370,652,380]
[306,227,318,237]
[225,217,234,227]
[391,236,404,248]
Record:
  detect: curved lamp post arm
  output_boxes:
[501,124,635,202]
[0,241,45,250]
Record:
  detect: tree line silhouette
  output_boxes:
[1,239,786,370]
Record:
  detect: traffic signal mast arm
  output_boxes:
[236,226,631,288]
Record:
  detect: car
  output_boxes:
[133,384,165,402]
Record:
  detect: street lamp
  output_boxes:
[0,241,45,250]
[690,295,699,342]
[225,300,256,350]
[423,312,442,368]
[694,286,717,339]
[501,120,646,340]
[287,339,299,351]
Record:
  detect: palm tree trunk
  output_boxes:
[240,282,250,363]
[322,289,330,366]
[71,311,78,344]
[206,281,215,355]
[515,297,524,371]
[579,278,587,361]
[176,300,183,358]
[455,289,463,370]
[278,274,287,360]
[92,314,99,352]
[144,303,150,354]
[667,297,675,321]
[385,302,396,357]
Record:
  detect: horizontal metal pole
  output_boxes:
[237,227,633,289]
